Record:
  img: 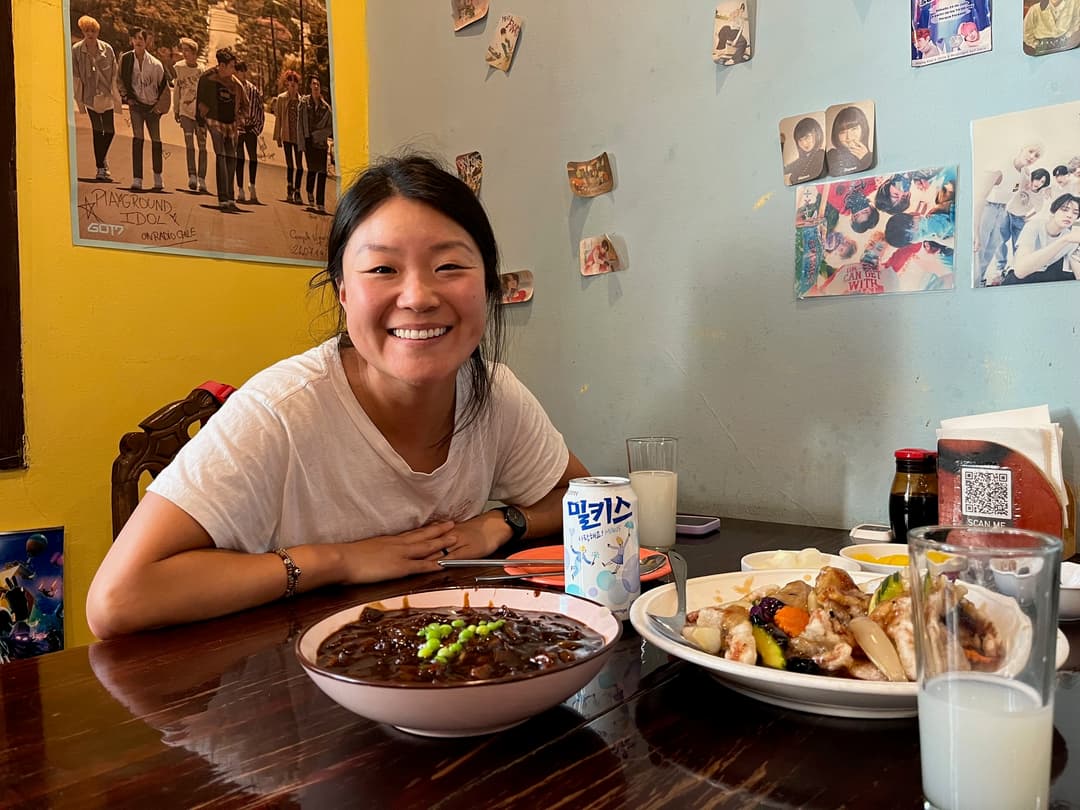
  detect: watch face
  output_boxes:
[505,506,527,530]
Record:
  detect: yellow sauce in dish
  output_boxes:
[850,551,949,565]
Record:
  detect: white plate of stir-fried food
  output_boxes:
[630,566,1068,718]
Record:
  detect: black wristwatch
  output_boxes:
[498,505,528,542]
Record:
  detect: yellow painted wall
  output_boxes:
[5,0,367,648]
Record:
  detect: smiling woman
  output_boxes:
[86,154,588,638]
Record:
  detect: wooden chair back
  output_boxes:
[111,381,235,539]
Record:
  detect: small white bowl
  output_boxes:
[296,587,621,737]
[990,557,1046,603]
[740,549,860,573]
[839,543,912,575]
[1060,561,1080,621]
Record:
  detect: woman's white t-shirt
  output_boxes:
[148,338,569,552]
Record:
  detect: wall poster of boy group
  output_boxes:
[0,527,64,661]
[794,166,957,298]
[65,0,338,266]
[972,100,1080,287]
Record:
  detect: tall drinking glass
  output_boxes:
[626,437,677,550]
[909,526,1062,810]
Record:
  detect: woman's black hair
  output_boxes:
[309,153,506,440]
[831,106,869,149]
[793,117,823,152]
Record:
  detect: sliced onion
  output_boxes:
[849,616,907,682]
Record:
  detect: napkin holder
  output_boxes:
[937,438,1075,559]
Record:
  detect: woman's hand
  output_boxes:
[339,522,456,583]
[437,511,511,561]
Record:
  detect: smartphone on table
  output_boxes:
[676,514,722,535]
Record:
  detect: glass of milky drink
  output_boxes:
[625,437,678,550]
[909,526,1062,810]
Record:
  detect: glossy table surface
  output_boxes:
[5,518,1080,808]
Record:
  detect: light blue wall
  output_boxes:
[366,1,1080,529]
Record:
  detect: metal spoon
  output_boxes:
[475,552,668,583]
[646,550,702,650]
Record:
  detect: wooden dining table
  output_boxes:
[4,518,1080,808]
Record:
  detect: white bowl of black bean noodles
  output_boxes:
[296,586,622,737]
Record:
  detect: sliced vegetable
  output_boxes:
[685,625,723,655]
[868,571,905,613]
[752,624,786,669]
[773,605,810,637]
[749,596,786,627]
[849,616,907,682]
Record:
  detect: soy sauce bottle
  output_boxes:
[889,448,938,543]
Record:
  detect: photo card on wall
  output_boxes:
[567,152,614,197]
[713,1,752,65]
[500,270,534,304]
[779,112,827,186]
[1022,0,1080,56]
[824,101,876,177]
[485,15,523,72]
[452,0,490,31]
[580,235,622,276]
[911,0,992,66]
[456,151,483,194]
[794,166,957,299]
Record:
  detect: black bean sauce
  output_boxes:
[316,605,605,684]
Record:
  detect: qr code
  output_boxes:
[960,465,1013,520]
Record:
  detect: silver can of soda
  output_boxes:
[563,476,640,619]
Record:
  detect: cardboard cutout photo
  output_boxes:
[795,166,957,298]
[825,101,876,177]
[713,1,752,65]
[911,0,993,66]
[580,235,622,276]
[779,112,827,186]
[499,270,534,304]
[65,1,338,266]
[972,100,1080,287]
[567,152,614,197]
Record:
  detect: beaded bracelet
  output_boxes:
[275,547,302,599]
